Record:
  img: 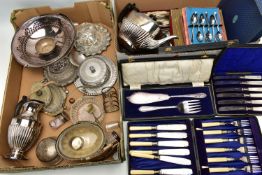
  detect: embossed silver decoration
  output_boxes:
[74,55,117,96]
[44,56,78,86]
[75,23,111,56]
[5,98,44,160]
[11,14,76,67]
[70,96,104,124]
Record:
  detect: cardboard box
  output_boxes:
[0,1,125,172]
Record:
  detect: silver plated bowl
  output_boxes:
[75,23,111,56]
[11,14,76,67]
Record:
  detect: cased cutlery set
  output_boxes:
[213,74,262,114]
[129,118,262,175]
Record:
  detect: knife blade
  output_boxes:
[129,152,192,165]
[216,87,262,93]
[213,75,262,80]
[129,132,188,139]
[129,140,189,147]
[216,93,262,98]
[214,81,262,86]
[219,106,262,112]
[218,100,262,105]
[129,148,190,156]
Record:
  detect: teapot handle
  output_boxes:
[117,3,138,23]
[14,96,28,117]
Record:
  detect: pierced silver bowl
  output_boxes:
[11,14,76,67]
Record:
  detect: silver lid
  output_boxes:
[78,57,109,87]
[44,56,78,86]
[75,23,111,56]
[74,55,117,96]
[11,14,76,67]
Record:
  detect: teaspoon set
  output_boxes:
[190,11,223,44]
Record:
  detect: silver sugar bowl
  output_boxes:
[5,96,44,160]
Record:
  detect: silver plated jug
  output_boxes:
[5,96,44,160]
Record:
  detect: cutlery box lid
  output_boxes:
[213,44,262,74]
[118,45,235,90]
[218,0,262,43]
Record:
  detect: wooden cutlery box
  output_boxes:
[0,1,125,172]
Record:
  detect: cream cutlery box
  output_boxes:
[0,1,125,172]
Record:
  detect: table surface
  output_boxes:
[0,1,261,175]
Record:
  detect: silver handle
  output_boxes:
[171,93,206,99]
[139,105,176,112]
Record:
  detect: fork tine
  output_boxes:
[187,110,201,114]
[187,100,200,103]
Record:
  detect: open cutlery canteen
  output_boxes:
[128,117,262,175]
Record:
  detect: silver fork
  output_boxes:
[138,100,201,114]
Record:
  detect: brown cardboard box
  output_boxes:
[111,0,229,59]
[0,0,124,172]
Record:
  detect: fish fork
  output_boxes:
[138,100,201,114]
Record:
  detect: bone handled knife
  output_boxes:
[218,100,262,105]
[129,152,192,165]
[129,140,189,147]
[213,75,262,80]
[129,148,190,156]
[214,80,262,86]
[215,87,262,93]
[216,93,262,98]
[129,124,187,131]
[219,106,262,112]
[130,168,193,175]
[129,132,187,139]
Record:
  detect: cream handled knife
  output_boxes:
[129,148,190,156]
[129,132,187,139]
[130,140,189,147]
[130,152,192,165]
[129,124,187,131]
[130,168,193,175]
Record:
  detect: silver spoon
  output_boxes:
[199,14,206,40]
[214,12,223,41]
[197,23,203,42]
[210,14,216,42]
[205,12,212,42]
[190,12,198,43]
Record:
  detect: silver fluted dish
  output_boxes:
[11,14,76,67]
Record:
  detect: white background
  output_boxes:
[0,1,261,175]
